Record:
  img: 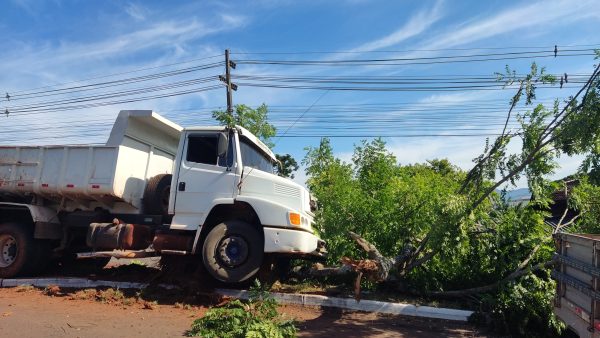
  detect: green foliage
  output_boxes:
[213,104,277,147]
[212,103,300,179]
[570,178,600,233]
[474,272,564,337]
[554,79,600,184]
[302,135,558,336]
[275,154,299,179]
[300,58,600,337]
[464,63,558,209]
[303,138,474,264]
[518,103,560,206]
[187,281,296,338]
[409,203,552,291]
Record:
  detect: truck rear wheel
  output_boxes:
[143,174,172,216]
[202,221,263,284]
[0,223,37,278]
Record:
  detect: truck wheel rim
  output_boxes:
[217,235,249,268]
[0,235,17,268]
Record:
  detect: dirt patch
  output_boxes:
[0,287,490,337]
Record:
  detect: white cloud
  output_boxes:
[220,14,248,27]
[347,0,444,53]
[9,0,36,14]
[422,0,599,50]
[124,3,148,22]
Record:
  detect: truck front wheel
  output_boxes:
[0,223,37,278]
[202,221,263,284]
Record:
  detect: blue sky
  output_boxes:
[1,0,599,187]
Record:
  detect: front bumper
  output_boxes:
[263,226,326,260]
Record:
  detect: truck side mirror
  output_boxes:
[217,132,228,157]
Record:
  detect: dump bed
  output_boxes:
[553,233,600,337]
[0,110,182,213]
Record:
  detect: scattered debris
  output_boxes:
[43,285,61,296]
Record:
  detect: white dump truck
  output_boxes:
[0,110,324,284]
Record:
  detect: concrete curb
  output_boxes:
[216,289,473,321]
[0,277,176,290]
[0,278,473,322]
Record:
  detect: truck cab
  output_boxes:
[167,125,323,282]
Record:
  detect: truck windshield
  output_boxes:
[240,136,273,173]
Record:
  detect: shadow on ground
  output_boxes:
[297,307,486,338]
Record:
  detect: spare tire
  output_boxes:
[143,174,172,215]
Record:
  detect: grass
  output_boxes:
[70,289,98,301]
[97,288,125,304]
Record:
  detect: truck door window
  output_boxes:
[186,134,233,167]
[186,135,219,165]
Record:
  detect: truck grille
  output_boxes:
[274,183,301,198]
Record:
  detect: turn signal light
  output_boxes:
[289,212,301,226]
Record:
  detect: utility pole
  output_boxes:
[219,49,237,119]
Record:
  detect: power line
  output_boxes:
[230,44,600,55]
[2,54,224,99]
[236,50,596,66]
[236,82,580,92]
[3,62,222,104]
[7,76,219,112]
[273,89,330,144]
[4,85,222,116]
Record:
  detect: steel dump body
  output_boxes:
[0,111,182,213]
[553,233,600,337]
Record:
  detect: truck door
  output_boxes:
[171,131,236,230]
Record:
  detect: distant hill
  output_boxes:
[503,188,531,205]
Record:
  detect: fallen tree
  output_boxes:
[301,57,600,300]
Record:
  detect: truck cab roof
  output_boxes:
[110,110,276,163]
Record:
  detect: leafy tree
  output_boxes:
[213,103,277,148]
[570,177,600,233]
[213,103,298,179]
[275,154,299,179]
[303,139,472,266]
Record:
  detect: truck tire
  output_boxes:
[0,223,37,278]
[202,221,263,284]
[143,174,172,216]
